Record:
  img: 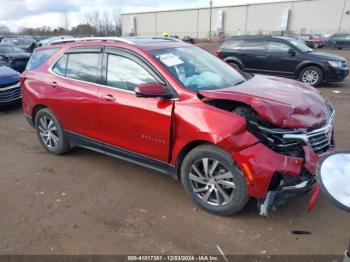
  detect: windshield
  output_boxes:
[0,45,24,54]
[289,39,313,53]
[151,46,246,91]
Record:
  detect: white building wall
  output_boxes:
[289,0,347,34]
[246,2,293,34]
[122,0,350,38]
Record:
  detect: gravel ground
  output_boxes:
[0,45,349,256]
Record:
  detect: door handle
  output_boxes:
[101,94,116,102]
[51,81,59,88]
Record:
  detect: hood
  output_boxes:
[0,65,20,85]
[199,75,328,128]
[305,51,346,61]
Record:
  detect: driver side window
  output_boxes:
[107,54,156,92]
[268,41,291,55]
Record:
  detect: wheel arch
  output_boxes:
[295,62,326,79]
[223,56,244,70]
[175,140,215,180]
[32,104,49,127]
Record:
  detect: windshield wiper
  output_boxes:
[234,80,245,86]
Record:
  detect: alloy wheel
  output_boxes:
[38,116,59,149]
[189,158,236,206]
[302,70,319,85]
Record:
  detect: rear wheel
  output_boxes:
[299,66,323,87]
[181,144,249,215]
[228,61,241,71]
[35,108,71,155]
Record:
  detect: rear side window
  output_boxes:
[240,39,267,55]
[221,39,242,50]
[51,53,100,83]
[26,48,59,70]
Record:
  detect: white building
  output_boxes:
[122,0,350,39]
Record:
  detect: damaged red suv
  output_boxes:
[21,37,335,216]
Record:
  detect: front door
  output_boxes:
[266,41,300,78]
[98,49,173,162]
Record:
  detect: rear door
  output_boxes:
[98,48,174,162]
[49,47,102,141]
[266,40,300,77]
[238,38,269,73]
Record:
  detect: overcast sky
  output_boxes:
[0,0,291,31]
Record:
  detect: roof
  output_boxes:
[38,37,189,51]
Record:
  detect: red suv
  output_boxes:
[21,37,335,216]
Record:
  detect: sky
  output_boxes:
[0,0,292,31]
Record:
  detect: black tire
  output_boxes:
[35,108,71,155]
[337,47,343,50]
[299,66,323,87]
[228,61,242,71]
[180,144,249,216]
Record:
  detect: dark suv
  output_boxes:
[216,35,348,86]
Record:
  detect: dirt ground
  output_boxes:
[0,44,350,256]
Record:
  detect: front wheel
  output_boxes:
[299,66,323,87]
[181,145,249,216]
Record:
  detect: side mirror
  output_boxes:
[316,152,350,213]
[288,48,297,56]
[135,82,171,99]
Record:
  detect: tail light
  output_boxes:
[214,49,221,57]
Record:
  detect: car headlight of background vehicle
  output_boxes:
[328,61,343,68]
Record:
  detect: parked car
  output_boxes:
[216,35,348,86]
[22,37,335,216]
[327,33,350,49]
[286,35,315,48]
[310,34,328,48]
[0,64,21,106]
[183,36,195,44]
[0,44,31,73]
[38,35,74,47]
[1,37,37,53]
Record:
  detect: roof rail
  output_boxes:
[49,37,134,46]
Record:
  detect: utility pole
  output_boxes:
[209,0,213,40]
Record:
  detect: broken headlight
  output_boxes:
[247,120,306,157]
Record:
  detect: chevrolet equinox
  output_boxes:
[21,37,335,216]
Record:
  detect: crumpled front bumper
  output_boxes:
[259,173,318,216]
[232,142,334,216]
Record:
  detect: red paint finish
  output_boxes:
[22,40,335,203]
[307,183,320,212]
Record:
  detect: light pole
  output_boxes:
[209,0,213,40]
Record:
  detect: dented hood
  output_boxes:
[199,75,328,128]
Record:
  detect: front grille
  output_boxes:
[342,60,347,68]
[307,126,334,154]
[0,81,18,89]
[284,104,335,155]
[0,83,21,104]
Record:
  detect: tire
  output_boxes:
[180,144,249,216]
[35,108,71,155]
[299,66,323,87]
[228,61,242,71]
